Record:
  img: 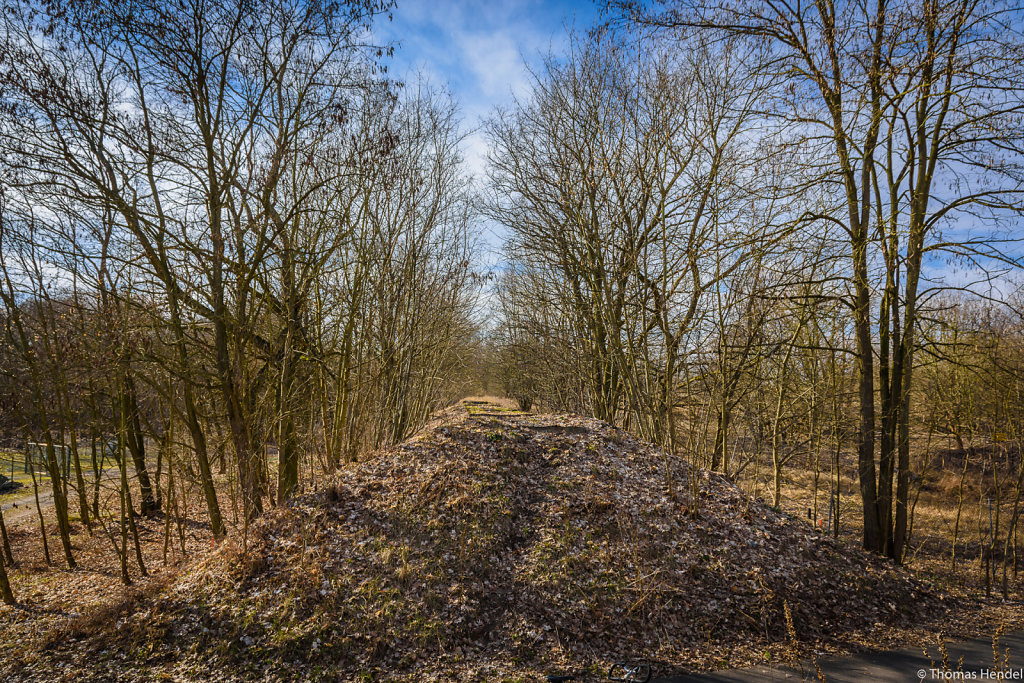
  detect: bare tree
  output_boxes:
[488,32,780,481]
[611,0,1024,560]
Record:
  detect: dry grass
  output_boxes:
[733,433,1024,654]
[0,451,34,506]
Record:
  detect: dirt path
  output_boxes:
[1,489,54,525]
[659,631,1024,682]
[1,466,121,525]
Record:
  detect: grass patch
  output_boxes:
[0,451,34,506]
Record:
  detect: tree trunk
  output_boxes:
[44,438,76,569]
[122,374,158,515]
[28,459,51,566]
[0,502,13,567]
[854,242,881,552]
[0,509,14,604]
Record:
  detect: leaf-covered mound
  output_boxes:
[11,402,948,681]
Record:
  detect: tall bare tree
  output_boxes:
[611,0,1024,560]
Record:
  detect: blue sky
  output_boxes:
[371,2,1024,299]
[376,0,598,182]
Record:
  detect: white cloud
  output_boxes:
[921,259,1023,301]
[456,31,532,101]
[372,1,597,254]
[461,130,490,183]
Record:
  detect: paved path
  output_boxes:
[657,631,1024,682]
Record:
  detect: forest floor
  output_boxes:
[0,398,1021,681]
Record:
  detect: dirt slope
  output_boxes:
[3,400,948,681]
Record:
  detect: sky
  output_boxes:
[370,1,1023,299]
[374,0,599,247]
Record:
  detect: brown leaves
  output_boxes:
[0,401,959,681]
